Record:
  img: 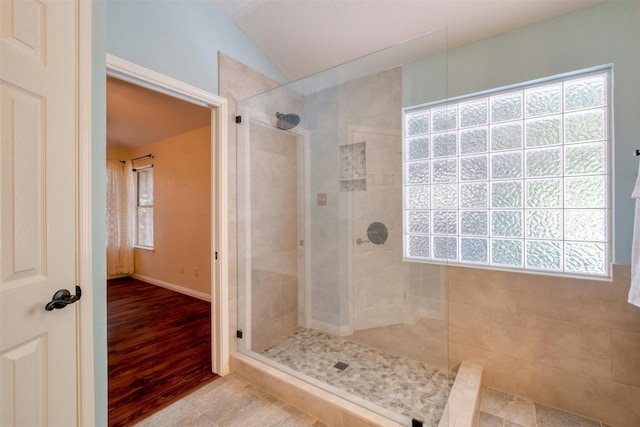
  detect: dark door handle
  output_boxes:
[45,286,82,311]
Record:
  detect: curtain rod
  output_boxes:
[131,153,153,161]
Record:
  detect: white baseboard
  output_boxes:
[131,273,211,302]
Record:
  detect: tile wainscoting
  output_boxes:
[448,264,640,427]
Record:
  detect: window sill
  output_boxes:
[134,246,155,253]
[402,256,613,282]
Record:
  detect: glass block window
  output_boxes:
[403,69,610,277]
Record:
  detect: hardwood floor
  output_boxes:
[107,277,218,426]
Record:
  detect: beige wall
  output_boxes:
[106,146,131,162]
[448,264,640,427]
[126,125,212,296]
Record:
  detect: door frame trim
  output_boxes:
[78,1,95,424]
[105,54,230,375]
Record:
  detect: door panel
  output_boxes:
[1,1,78,425]
[1,336,45,426]
[1,83,44,281]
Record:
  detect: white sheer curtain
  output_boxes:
[106,160,135,276]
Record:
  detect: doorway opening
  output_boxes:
[105,55,229,425]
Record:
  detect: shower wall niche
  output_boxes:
[339,141,366,192]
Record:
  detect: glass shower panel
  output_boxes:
[236,28,451,427]
[236,84,308,355]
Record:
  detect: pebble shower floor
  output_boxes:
[261,328,455,426]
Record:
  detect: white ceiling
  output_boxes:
[107,77,211,150]
[210,0,604,81]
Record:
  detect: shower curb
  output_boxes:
[438,362,484,427]
[230,352,483,426]
[230,352,403,426]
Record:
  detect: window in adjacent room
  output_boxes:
[403,67,610,277]
[135,167,154,248]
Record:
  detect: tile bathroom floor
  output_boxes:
[132,375,326,427]
[132,368,617,427]
[478,388,614,427]
[261,328,455,426]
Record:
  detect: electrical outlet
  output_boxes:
[317,193,327,206]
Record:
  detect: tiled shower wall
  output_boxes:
[219,52,304,354]
[249,124,299,352]
[219,52,284,355]
[448,264,640,427]
[305,67,447,334]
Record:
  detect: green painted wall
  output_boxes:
[106,0,287,94]
[403,1,640,264]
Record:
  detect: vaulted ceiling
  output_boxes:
[108,0,606,150]
[210,0,604,81]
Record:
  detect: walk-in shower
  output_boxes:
[236,29,455,426]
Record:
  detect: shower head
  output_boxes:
[275,112,300,130]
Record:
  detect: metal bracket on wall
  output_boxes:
[236,330,243,339]
[235,115,242,124]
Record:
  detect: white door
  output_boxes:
[1,0,80,425]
